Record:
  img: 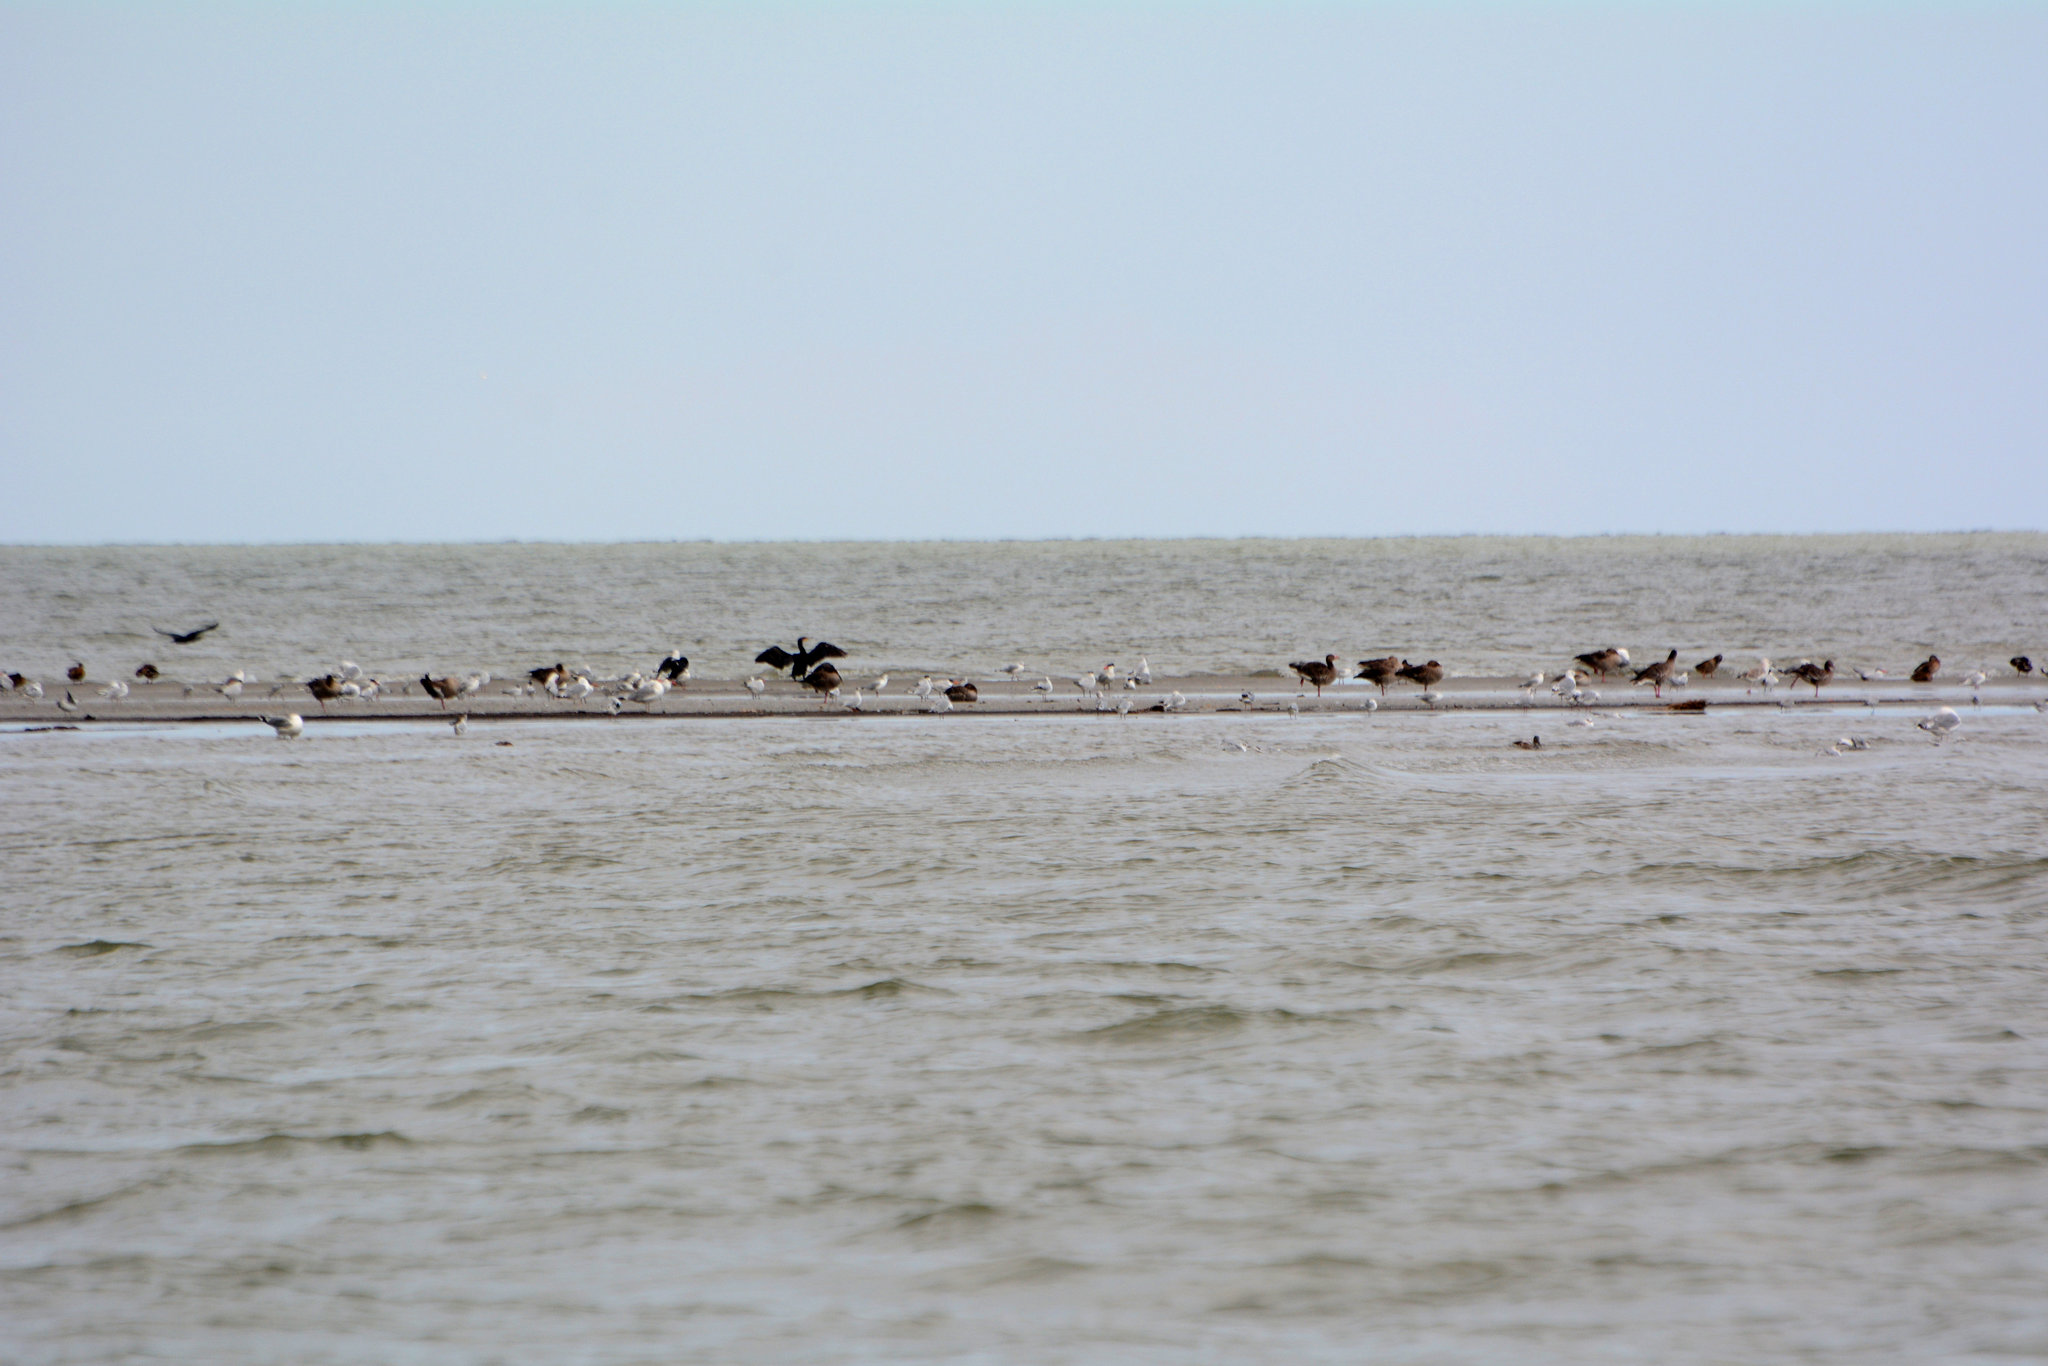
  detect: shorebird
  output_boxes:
[2012,656,2034,675]
[1632,649,1679,698]
[1419,688,1443,708]
[1963,667,1987,701]
[1574,648,1628,678]
[1165,690,1187,712]
[1694,654,1722,678]
[1918,706,1961,740]
[1355,656,1401,694]
[1787,659,1834,698]
[419,674,461,708]
[1120,695,1135,717]
[755,638,846,677]
[1737,658,1773,689]
[1396,659,1444,689]
[1512,736,1541,750]
[451,714,468,736]
[66,662,85,682]
[927,693,953,714]
[1288,654,1340,697]
[913,675,936,701]
[944,679,978,703]
[1910,655,1941,683]
[529,663,568,688]
[1518,671,1546,696]
[745,676,766,707]
[260,713,303,739]
[871,674,889,694]
[1001,663,1026,678]
[802,662,843,701]
[1096,663,1119,691]
[217,677,244,700]
[563,676,594,703]
[625,678,670,709]
[154,622,220,644]
[20,679,43,699]
[1361,696,1378,712]
[1854,667,1888,682]
[655,650,691,682]
[135,663,160,680]
[846,688,864,712]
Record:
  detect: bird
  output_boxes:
[1096,663,1119,691]
[926,693,953,714]
[529,663,568,688]
[1070,673,1098,699]
[1001,663,1026,678]
[1632,649,1679,698]
[57,690,79,713]
[871,674,890,694]
[1918,706,1961,739]
[625,678,670,709]
[1738,657,1774,688]
[6,672,25,690]
[154,622,220,644]
[1787,660,1834,698]
[419,674,462,709]
[1238,690,1256,710]
[336,661,362,682]
[1133,657,1154,685]
[259,713,303,739]
[2011,656,2034,675]
[307,675,346,710]
[1694,654,1722,678]
[1419,688,1443,708]
[1512,736,1541,750]
[1120,695,1134,717]
[95,680,129,701]
[216,677,244,700]
[134,663,160,680]
[913,675,936,701]
[846,688,865,712]
[1361,696,1378,712]
[655,650,691,682]
[563,676,594,703]
[1910,655,1941,683]
[1963,667,1987,701]
[1854,667,1888,682]
[1033,676,1054,701]
[66,662,86,683]
[944,679,978,703]
[1288,654,1340,697]
[1396,659,1444,689]
[1518,671,1547,696]
[801,662,843,700]
[1165,690,1187,712]
[745,676,767,707]
[1574,648,1628,678]
[1355,656,1401,694]
[755,638,847,677]
[451,714,468,736]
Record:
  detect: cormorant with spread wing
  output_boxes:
[755,637,847,676]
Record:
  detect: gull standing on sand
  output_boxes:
[1001,663,1026,678]
[1134,657,1153,686]
[260,713,303,739]
[1918,707,1961,740]
[57,690,80,713]
[1963,667,1987,701]
[745,676,766,707]
[1033,677,1054,702]
[451,714,468,736]
[96,680,129,701]
[871,674,889,695]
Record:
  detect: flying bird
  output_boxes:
[154,622,220,644]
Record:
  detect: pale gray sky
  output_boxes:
[3,3,2043,542]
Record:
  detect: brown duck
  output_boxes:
[1910,655,1940,683]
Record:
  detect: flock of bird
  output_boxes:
[6,623,2043,743]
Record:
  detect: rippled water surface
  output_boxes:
[4,538,2047,1364]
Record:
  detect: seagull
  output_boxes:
[1963,667,1987,699]
[1288,654,1340,697]
[154,622,220,644]
[1518,671,1547,695]
[21,680,43,700]
[745,676,766,707]
[1737,657,1773,690]
[1165,690,1187,712]
[1071,673,1099,699]
[1361,696,1377,712]
[846,688,865,712]
[338,661,362,682]
[1033,676,1054,701]
[625,678,670,709]
[1096,663,1119,691]
[927,693,953,714]
[1287,699,1299,717]
[1918,706,1961,740]
[57,690,79,713]
[96,680,129,701]
[1910,655,1941,683]
[1854,667,1888,682]
[1001,663,1026,678]
[260,713,303,739]
[1133,657,1154,685]
[870,674,889,694]
[913,675,936,701]
[563,676,594,703]
[218,677,245,700]
[451,714,468,736]
[1419,688,1443,708]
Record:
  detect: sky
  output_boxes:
[2,3,2044,543]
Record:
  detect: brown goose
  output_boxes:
[801,662,842,700]
[419,673,462,708]
[1694,654,1722,678]
[1632,649,1678,698]
[1355,656,1401,694]
[308,674,347,710]
[943,679,979,703]
[1395,659,1444,688]
[1910,655,1941,683]
[1288,654,1340,697]
[1788,659,1834,697]
[1574,647,1627,677]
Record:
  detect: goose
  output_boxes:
[1694,654,1723,678]
[1632,649,1679,698]
[306,675,346,710]
[1787,660,1834,698]
[802,663,843,701]
[1288,654,1340,697]
[755,638,847,677]
[1573,648,1627,678]
[529,663,569,688]
[134,663,160,680]
[419,674,461,708]
[1910,655,1940,683]
[655,650,691,682]
[260,713,303,739]
[944,679,978,703]
[1396,659,1444,688]
[154,622,219,644]
[1355,656,1401,694]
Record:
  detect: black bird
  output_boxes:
[655,649,691,681]
[2012,656,2034,675]
[135,663,160,680]
[755,637,847,677]
[155,622,220,644]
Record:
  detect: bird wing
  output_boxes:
[807,641,848,662]
[755,646,795,670]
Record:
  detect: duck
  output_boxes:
[1910,655,1941,683]
[66,662,86,683]
[134,663,160,680]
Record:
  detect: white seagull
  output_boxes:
[260,713,303,739]
[745,676,767,707]
[451,714,468,736]
[1033,676,1055,701]
[1918,707,1961,739]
